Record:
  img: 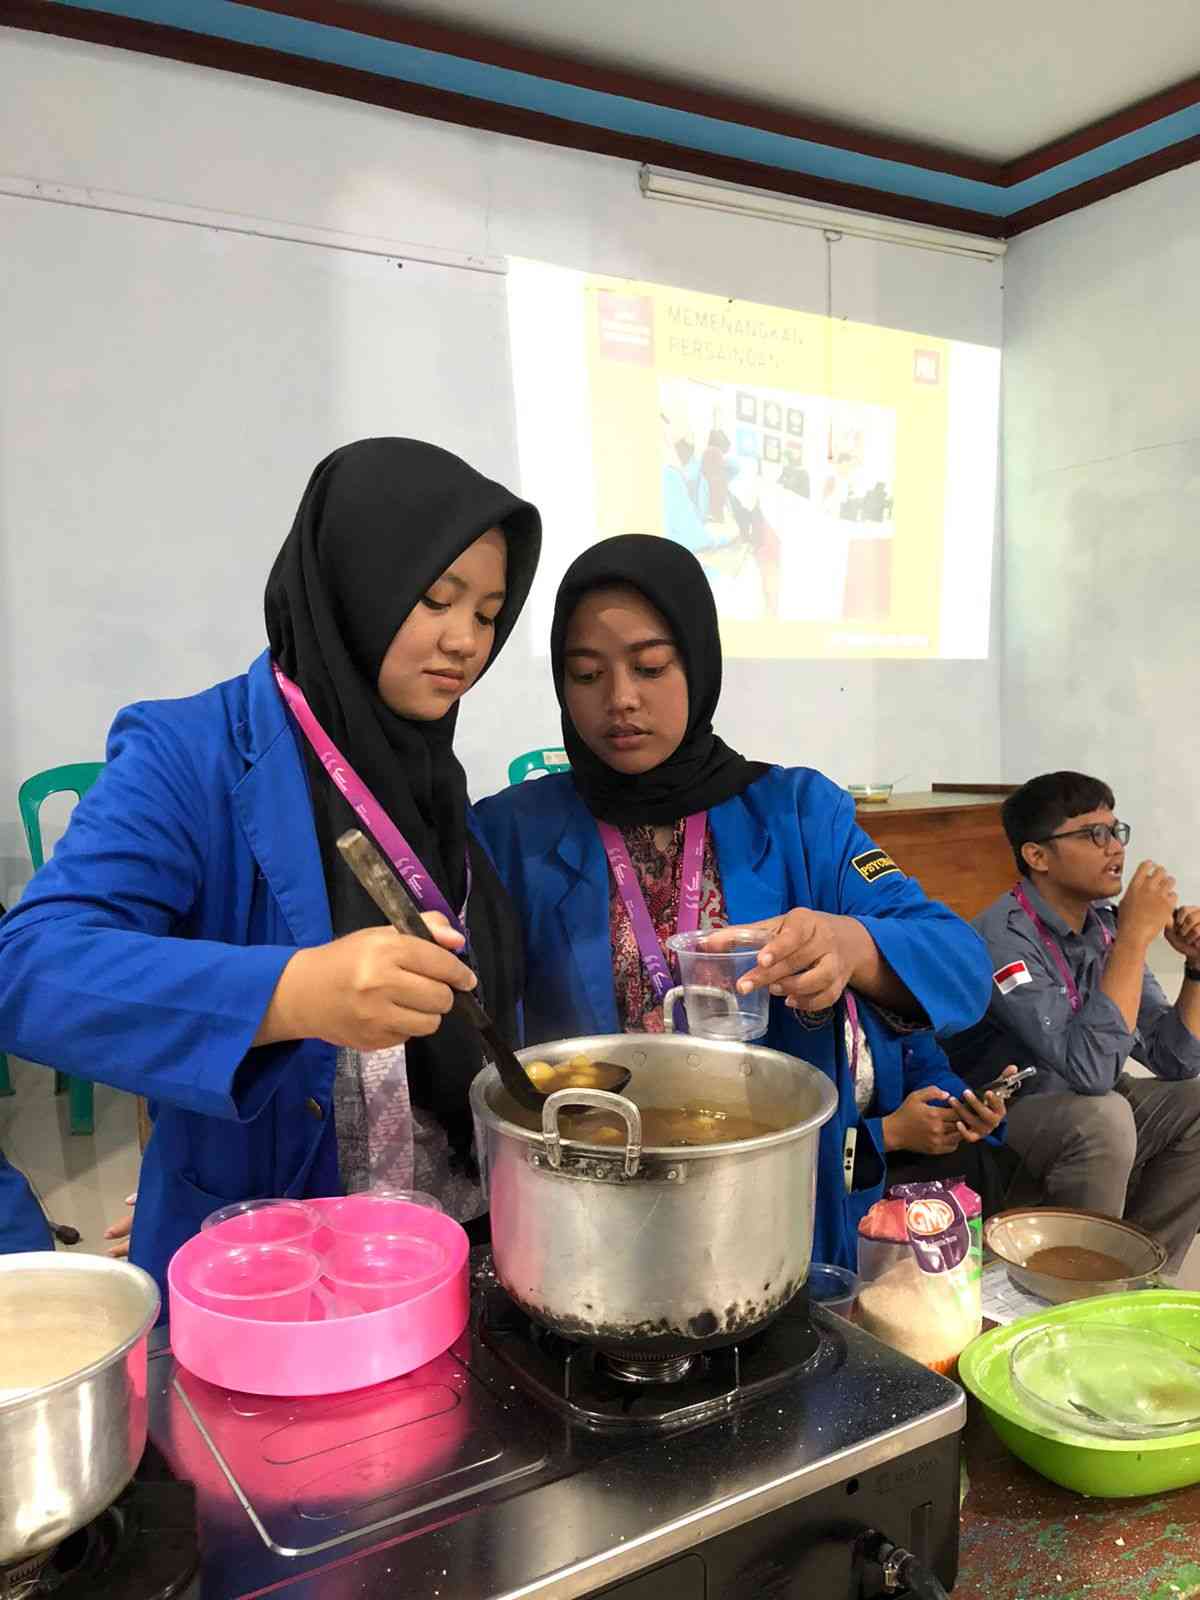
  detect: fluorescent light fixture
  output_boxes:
[639,166,1006,263]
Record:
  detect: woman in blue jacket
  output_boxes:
[475,535,1002,1268]
[0,439,540,1302]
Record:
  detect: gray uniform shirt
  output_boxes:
[946,881,1200,1096]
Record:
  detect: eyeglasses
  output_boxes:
[1037,821,1131,849]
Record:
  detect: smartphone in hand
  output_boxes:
[980,1066,1037,1101]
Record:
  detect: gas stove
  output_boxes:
[0,1442,200,1600]
[143,1250,964,1599]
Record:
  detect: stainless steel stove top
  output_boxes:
[148,1257,964,1600]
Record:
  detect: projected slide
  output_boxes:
[508,259,999,660]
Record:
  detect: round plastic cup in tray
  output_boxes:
[201,1197,319,1249]
[1009,1322,1200,1440]
[168,1196,469,1395]
[186,1241,320,1321]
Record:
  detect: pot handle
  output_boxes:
[542,1088,643,1178]
[662,984,740,1034]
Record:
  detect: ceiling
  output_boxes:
[365,0,1200,164]
[8,0,1200,235]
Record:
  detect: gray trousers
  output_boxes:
[1004,1074,1200,1274]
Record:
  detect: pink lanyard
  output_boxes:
[596,813,708,1002]
[844,989,861,1082]
[273,662,466,937]
[1011,882,1111,1015]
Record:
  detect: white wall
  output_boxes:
[1002,162,1200,896]
[0,29,1006,894]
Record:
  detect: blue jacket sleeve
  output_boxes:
[898,1029,975,1103]
[0,704,295,1122]
[825,789,993,1035]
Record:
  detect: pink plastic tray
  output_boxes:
[167,1198,469,1396]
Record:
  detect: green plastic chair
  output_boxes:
[507,747,570,785]
[17,762,105,1135]
[0,894,9,1097]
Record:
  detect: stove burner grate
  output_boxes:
[479,1281,835,1431]
[0,1446,200,1600]
[0,1551,49,1600]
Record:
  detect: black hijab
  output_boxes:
[265,438,540,1160]
[550,535,769,827]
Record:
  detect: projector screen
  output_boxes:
[508,258,1000,660]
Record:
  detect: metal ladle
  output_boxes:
[336,829,630,1114]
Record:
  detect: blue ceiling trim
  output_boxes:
[1006,101,1200,207]
[43,0,1200,223]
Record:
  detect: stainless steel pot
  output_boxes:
[470,1032,837,1356]
[0,1252,160,1568]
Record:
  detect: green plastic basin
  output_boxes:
[958,1290,1200,1497]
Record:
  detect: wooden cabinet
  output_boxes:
[854,785,1017,922]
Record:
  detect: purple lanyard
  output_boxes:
[273,662,467,937]
[1011,882,1111,1015]
[596,813,708,1002]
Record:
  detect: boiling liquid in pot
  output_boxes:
[0,1270,146,1400]
[502,1058,790,1147]
[559,1104,781,1146]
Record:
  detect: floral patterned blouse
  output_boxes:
[609,819,728,1032]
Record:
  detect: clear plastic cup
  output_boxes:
[201,1198,319,1249]
[325,1235,448,1315]
[664,929,771,1040]
[807,1262,860,1319]
[362,1188,444,1212]
[186,1243,320,1321]
[324,1194,442,1273]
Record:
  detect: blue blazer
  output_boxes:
[475,769,993,1268]
[0,1151,52,1253]
[0,651,344,1304]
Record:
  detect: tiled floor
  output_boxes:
[1,1055,140,1254]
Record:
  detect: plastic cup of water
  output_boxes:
[664,929,772,1040]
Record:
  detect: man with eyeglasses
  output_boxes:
[944,770,1200,1273]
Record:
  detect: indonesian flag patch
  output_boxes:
[994,960,1032,995]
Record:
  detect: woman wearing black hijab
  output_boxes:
[0,439,539,1300]
[474,534,997,1270]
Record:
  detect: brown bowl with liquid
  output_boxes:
[986,1207,1168,1304]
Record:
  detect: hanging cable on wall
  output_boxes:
[824,229,842,464]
